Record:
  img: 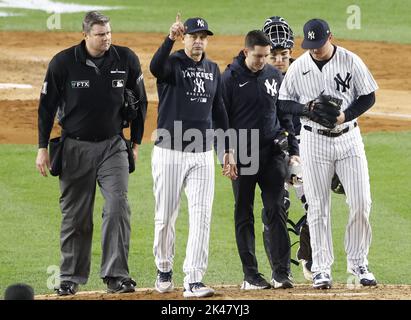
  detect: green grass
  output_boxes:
[0,131,410,296]
[0,0,410,43]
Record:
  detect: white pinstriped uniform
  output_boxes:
[279,46,378,274]
[152,146,215,286]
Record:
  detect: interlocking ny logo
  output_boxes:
[264,79,277,96]
[308,31,315,40]
[193,78,205,93]
[197,19,205,27]
[334,72,352,92]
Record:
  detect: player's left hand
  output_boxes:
[336,111,345,125]
[132,143,139,162]
[222,151,238,180]
[288,155,302,185]
[305,94,343,129]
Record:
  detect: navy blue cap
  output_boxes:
[301,19,331,49]
[184,17,213,35]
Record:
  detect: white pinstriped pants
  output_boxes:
[300,125,372,274]
[151,146,215,285]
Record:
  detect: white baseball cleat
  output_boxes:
[183,282,215,298]
[312,272,332,289]
[155,270,174,293]
[349,265,377,286]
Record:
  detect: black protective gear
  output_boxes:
[331,173,345,194]
[262,16,294,49]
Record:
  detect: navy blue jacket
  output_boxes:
[38,40,147,147]
[150,37,229,152]
[221,52,298,157]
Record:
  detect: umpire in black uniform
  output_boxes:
[35,11,147,295]
[221,31,299,289]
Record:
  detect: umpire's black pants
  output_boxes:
[232,144,290,279]
[59,135,132,284]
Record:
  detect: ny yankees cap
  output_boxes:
[301,18,331,49]
[184,17,213,35]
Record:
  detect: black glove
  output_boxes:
[122,88,140,128]
[273,130,289,154]
[331,173,345,194]
[302,95,343,129]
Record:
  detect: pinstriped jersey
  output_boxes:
[279,46,378,131]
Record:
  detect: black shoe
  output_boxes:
[271,271,294,289]
[241,273,271,290]
[104,277,136,293]
[55,281,79,296]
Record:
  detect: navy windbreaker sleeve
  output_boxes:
[212,70,230,151]
[278,99,305,115]
[278,106,299,156]
[127,50,148,144]
[221,69,233,119]
[149,37,175,80]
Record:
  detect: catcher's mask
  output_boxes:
[262,16,294,50]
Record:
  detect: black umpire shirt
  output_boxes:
[38,40,147,148]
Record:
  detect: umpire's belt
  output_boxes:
[303,122,357,138]
[66,133,115,142]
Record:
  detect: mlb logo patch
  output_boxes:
[112,80,124,88]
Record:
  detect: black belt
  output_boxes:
[66,133,115,142]
[303,122,357,137]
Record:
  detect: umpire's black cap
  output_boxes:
[301,18,331,49]
[184,17,213,35]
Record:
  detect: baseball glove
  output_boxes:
[331,173,345,194]
[304,95,343,129]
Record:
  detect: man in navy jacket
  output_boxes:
[221,30,299,290]
[150,14,230,298]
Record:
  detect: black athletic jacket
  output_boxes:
[38,40,147,148]
[222,51,299,157]
[150,37,229,152]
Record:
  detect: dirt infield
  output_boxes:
[35,284,411,300]
[2,32,411,300]
[0,31,410,144]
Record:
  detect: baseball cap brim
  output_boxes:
[301,36,328,49]
[185,28,213,36]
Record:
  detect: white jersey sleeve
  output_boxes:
[279,63,298,101]
[352,53,378,96]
